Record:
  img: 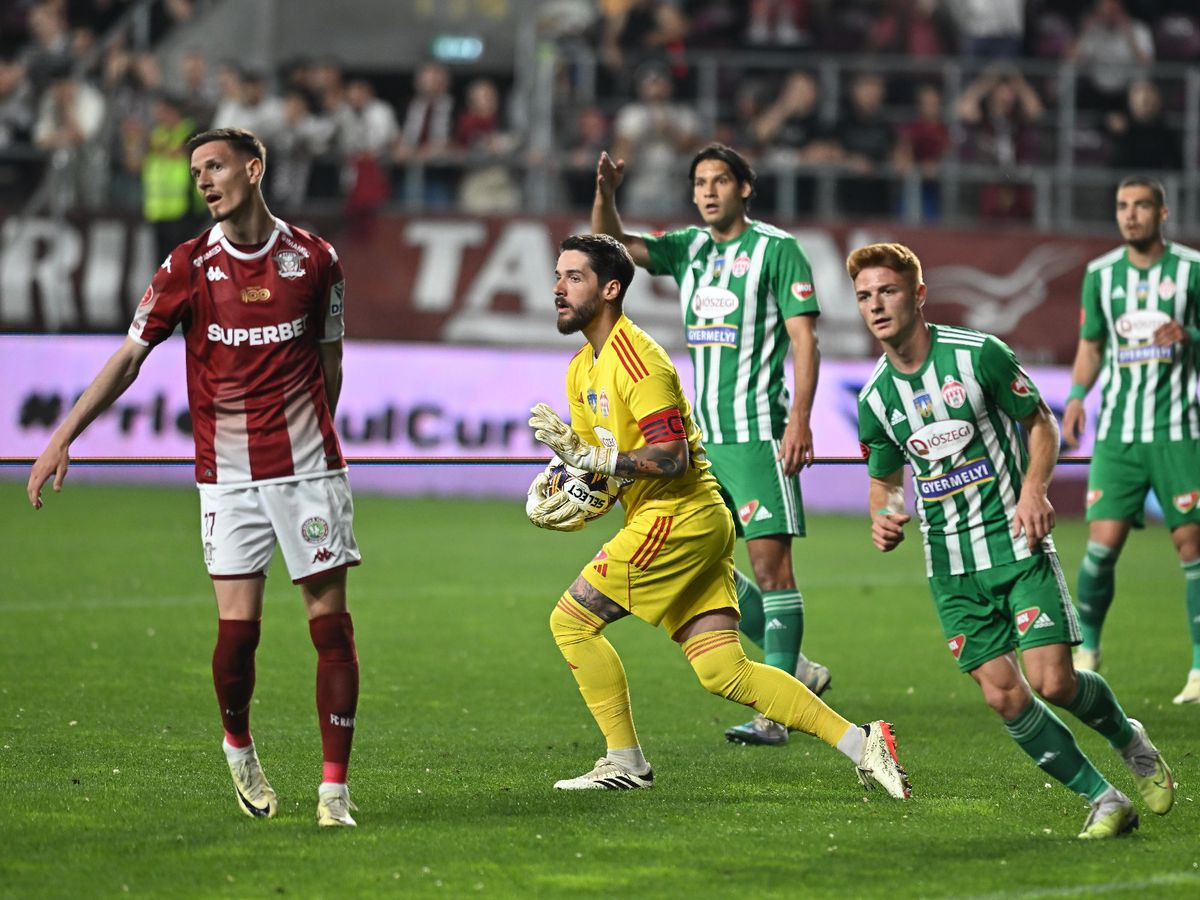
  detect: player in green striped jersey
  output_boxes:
[852,242,1174,838]
[593,143,828,746]
[1062,176,1200,705]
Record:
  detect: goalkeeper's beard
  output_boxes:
[556,296,602,335]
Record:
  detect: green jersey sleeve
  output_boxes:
[979,336,1042,420]
[643,228,699,281]
[768,235,820,319]
[857,396,906,479]
[1079,267,1105,342]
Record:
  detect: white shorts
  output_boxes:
[198,473,362,584]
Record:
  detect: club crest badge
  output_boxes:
[1158,277,1176,299]
[586,389,598,412]
[941,376,966,409]
[273,249,306,280]
[301,516,330,545]
[913,390,934,418]
[598,388,609,417]
[732,254,751,277]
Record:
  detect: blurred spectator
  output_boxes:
[309,56,345,117]
[947,0,1024,59]
[753,70,838,163]
[867,0,956,57]
[140,92,202,261]
[611,61,700,216]
[393,61,455,209]
[894,82,951,219]
[267,87,335,212]
[20,2,72,95]
[957,65,1045,220]
[1070,0,1154,112]
[746,0,811,47]
[455,77,520,214]
[34,64,107,211]
[599,0,689,86]
[212,69,284,137]
[0,58,34,149]
[1105,79,1182,171]
[338,78,398,221]
[686,0,748,50]
[178,48,217,127]
[715,77,769,158]
[833,72,895,217]
[561,104,611,209]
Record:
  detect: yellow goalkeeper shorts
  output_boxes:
[580,499,738,637]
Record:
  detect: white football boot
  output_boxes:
[224,740,278,819]
[855,721,912,799]
[317,783,358,827]
[553,757,655,790]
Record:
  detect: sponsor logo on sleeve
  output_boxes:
[732,254,751,277]
[691,286,740,319]
[906,420,975,461]
[790,281,815,301]
[915,457,995,502]
[941,376,966,409]
[859,441,870,460]
[329,280,344,317]
[1010,374,1031,397]
[947,634,965,659]
[686,324,739,347]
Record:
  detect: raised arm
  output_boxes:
[27,337,153,508]
[591,151,651,269]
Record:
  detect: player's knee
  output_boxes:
[980,680,1029,720]
[309,612,356,661]
[688,638,754,702]
[1083,541,1119,573]
[1032,670,1076,707]
[550,599,602,648]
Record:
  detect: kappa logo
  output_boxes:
[1015,607,1041,635]
[753,504,773,522]
[160,255,172,273]
[738,500,760,524]
[206,266,229,282]
[947,634,965,659]
[312,548,335,564]
[1174,491,1200,513]
[889,408,906,425]
[593,563,608,577]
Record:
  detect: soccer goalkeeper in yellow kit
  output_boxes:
[526,233,912,796]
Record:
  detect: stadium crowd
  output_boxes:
[0,0,1196,223]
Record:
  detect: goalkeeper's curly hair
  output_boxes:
[560,234,635,306]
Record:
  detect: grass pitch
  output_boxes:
[2,480,1198,899]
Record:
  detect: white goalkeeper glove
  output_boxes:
[525,469,586,532]
[528,403,617,476]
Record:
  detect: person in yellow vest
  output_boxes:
[143,91,204,261]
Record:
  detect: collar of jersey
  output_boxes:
[207,217,291,260]
[592,314,633,367]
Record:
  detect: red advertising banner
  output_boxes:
[0,211,1163,364]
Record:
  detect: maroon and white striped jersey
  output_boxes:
[129,218,347,486]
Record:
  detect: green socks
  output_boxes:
[762,589,804,674]
[735,569,764,648]
[1184,558,1200,669]
[1004,698,1109,801]
[1076,541,1117,650]
[1064,669,1134,749]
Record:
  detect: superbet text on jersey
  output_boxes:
[129,219,346,485]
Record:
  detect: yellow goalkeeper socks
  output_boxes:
[550,594,640,751]
[682,630,851,748]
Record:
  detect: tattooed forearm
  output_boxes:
[613,440,688,479]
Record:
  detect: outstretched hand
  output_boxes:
[27,443,70,509]
[529,403,617,475]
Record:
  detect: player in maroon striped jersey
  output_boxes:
[27,127,361,827]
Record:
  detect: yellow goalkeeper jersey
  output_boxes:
[566,314,723,518]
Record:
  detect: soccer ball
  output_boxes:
[546,462,621,521]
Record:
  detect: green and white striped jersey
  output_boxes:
[643,221,819,444]
[1080,241,1200,444]
[858,325,1052,577]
